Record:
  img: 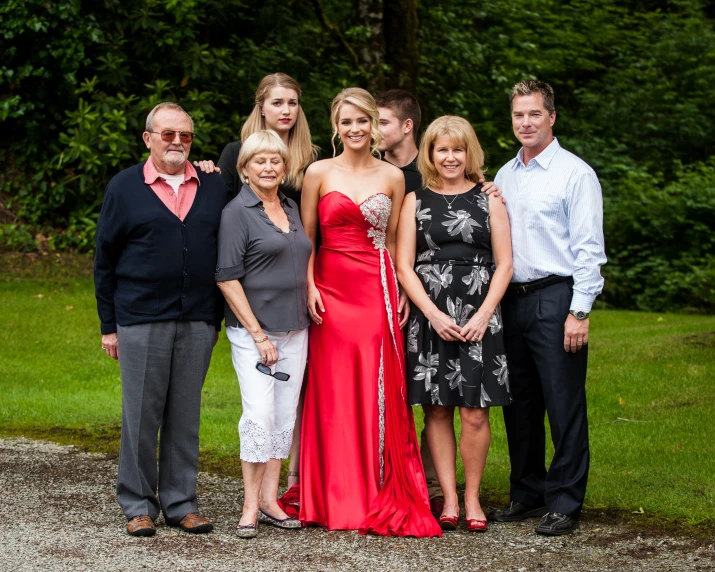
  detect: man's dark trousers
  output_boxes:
[501,280,589,518]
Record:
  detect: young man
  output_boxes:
[376,89,422,194]
[489,81,606,535]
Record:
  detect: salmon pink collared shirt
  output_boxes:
[143,159,200,221]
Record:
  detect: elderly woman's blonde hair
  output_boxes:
[330,87,382,157]
[237,130,290,184]
[418,116,485,188]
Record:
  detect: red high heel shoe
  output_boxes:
[466,518,488,532]
[438,509,459,531]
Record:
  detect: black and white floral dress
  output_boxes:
[406,186,512,408]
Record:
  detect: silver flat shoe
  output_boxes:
[235,517,258,539]
[258,508,302,529]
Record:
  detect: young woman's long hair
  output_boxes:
[241,73,319,189]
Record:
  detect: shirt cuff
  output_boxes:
[215,264,245,282]
[570,291,596,313]
[101,321,117,335]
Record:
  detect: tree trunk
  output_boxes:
[383,0,419,93]
[356,0,386,93]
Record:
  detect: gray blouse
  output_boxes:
[216,184,312,332]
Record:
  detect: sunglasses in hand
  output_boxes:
[255,362,291,381]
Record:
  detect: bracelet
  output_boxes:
[253,336,268,344]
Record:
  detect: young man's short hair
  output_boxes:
[375,90,421,140]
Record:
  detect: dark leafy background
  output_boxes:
[1,0,714,311]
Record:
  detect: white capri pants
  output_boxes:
[226,326,308,463]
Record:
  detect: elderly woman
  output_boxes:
[396,116,513,532]
[216,130,312,538]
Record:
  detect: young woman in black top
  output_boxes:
[217,73,320,206]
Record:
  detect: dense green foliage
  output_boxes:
[2,0,714,311]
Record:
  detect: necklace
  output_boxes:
[438,181,475,210]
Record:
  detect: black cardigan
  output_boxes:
[94,162,229,334]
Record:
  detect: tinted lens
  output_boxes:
[273,372,291,381]
[255,362,272,375]
[159,130,194,143]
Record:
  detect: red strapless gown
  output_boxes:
[299,191,441,537]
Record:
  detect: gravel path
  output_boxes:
[1,438,713,571]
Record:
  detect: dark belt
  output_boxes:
[509,275,573,295]
[426,259,493,268]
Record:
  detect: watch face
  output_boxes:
[576,311,585,319]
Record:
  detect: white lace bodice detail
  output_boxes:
[360,193,392,249]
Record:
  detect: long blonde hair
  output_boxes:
[418,116,485,188]
[241,73,319,189]
[329,88,382,158]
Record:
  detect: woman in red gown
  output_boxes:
[299,88,441,537]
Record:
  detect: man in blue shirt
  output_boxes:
[488,81,606,535]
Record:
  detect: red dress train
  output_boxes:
[298,191,441,537]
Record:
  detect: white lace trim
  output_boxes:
[239,418,293,463]
[360,193,405,486]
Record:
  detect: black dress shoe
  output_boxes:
[488,501,548,522]
[535,512,578,536]
[429,496,445,519]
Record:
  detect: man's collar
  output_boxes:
[143,159,200,185]
[382,151,418,171]
[402,154,419,172]
[512,138,561,170]
[240,183,288,207]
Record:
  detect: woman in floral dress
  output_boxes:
[396,116,513,532]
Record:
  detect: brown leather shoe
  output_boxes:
[126,515,156,537]
[177,512,213,534]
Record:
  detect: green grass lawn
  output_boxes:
[1,254,714,533]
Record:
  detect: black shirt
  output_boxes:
[383,154,422,194]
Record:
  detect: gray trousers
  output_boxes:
[116,321,215,523]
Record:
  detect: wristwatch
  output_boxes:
[569,310,590,320]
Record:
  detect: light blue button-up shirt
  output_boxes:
[494,138,606,312]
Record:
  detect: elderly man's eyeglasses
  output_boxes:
[149,130,194,143]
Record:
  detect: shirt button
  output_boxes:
[184,247,188,252]
[184,271,188,276]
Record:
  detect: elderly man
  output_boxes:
[94,102,228,536]
[489,81,606,535]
